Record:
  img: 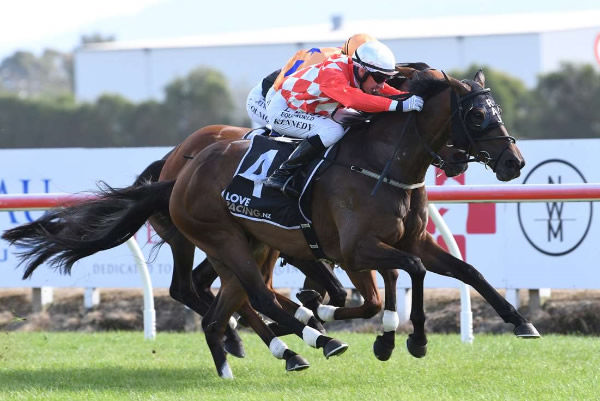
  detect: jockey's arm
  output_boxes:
[378,82,406,96]
[318,70,406,113]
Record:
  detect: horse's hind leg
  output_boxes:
[236,301,310,372]
[417,235,540,338]
[205,238,348,359]
[201,288,235,378]
[191,258,245,358]
[150,213,245,357]
[204,262,310,376]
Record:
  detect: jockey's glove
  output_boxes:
[398,95,424,112]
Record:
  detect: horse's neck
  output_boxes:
[340,116,433,185]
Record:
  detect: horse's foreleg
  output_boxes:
[417,234,540,338]
[285,257,347,307]
[303,270,382,322]
[236,301,310,372]
[373,268,399,361]
[345,240,428,358]
[273,292,326,334]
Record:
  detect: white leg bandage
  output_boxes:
[383,310,400,332]
[228,316,238,330]
[302,326,321,348]
[294,306,315,324]
[317,305,338,322]
[269,337,289,359]
[219,361,234,379]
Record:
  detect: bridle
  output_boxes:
[417,72,516,172]
[445,73,516,171]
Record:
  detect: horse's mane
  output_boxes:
[406,72,450,101]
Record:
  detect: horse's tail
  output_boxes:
[1,180,175,279]
[134,159,166,185]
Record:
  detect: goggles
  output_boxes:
[370,71,389,84]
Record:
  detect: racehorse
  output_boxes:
[3,69,537,379]
[164,69,538,376]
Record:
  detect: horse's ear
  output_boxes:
[473,69,485,87]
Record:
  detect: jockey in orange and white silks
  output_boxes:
[263,40,424,196]
[245,33,375,127]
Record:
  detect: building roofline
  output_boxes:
[78,10,600,53]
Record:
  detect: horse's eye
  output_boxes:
[469,108,486,126]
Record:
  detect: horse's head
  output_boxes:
[446,70,525,181]
[408,69,524,182]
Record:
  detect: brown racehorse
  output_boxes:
[140,65,471,363]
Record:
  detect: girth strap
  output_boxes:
[300,222,329,261]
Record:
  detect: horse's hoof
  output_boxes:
[373,335,395,361]
[406,335,427,358]
[223,336,246,358]
[514,323,541,338]
[323,338,348,359]
[286,355,310,371]
[296,289,323,310]
[218,361,234,379]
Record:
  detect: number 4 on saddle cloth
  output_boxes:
[222,134,335,258]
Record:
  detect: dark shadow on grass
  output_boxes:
[0,366,231,390]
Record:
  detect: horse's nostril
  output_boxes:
[505,158,523,170]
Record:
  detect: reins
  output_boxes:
[369,112,420,196]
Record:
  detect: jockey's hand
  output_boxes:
[399,95,424,112]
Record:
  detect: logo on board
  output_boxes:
[517,159,592,256]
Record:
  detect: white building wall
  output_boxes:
[75,33,543,104]
[73,12,600,104]
[540,27,600,74]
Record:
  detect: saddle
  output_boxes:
[223,133,334,229]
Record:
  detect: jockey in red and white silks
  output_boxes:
[268,55,397,146]
[263,40,424,196]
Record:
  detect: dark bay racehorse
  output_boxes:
[3,69,539,378]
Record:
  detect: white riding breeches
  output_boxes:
[246,82,270,127]
[266,90,345,147]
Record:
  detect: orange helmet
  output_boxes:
[342,33,376,56]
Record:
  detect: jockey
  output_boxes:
[263,40,424,196]
[246,33,375,127]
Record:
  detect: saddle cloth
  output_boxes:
[222,134,331,229]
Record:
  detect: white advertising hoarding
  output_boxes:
[1,139,598,290]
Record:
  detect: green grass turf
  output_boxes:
[0,331,597,401]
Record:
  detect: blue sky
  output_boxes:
[3,0,600,60]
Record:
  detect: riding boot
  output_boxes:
[264,136,326,197]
